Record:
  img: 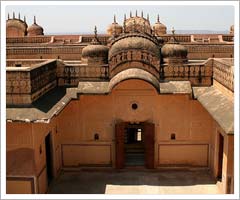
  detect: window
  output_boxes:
[137,128,142,141]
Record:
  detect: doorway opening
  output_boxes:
[115,122,154,169]
[217,132,224,181]
[124,124,144,166]
[45,133,53,185]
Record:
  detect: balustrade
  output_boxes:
[61,65,109,85]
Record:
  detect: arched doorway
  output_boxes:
[115,122,155,169]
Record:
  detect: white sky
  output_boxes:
[5,5,234,34]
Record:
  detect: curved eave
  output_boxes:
[193,86,234,135]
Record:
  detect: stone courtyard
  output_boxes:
[48,169,220,194]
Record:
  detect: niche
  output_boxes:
[171,133,176,140]
[94,133,99,140]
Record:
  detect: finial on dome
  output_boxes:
[171,27,175,35]
[13,12,15,19]
[147,13,149,21]
[114,15,116,23]
[18,13,20,20]
[141,11,143,18]
[94,25,97,37]
[130,11,132,18]
[157,14,160,23]
[136,10,137,17]
[34,16,36,24]
[113,24,117,36]
[123,20,126,33]
[124,13,126,21]
[91,26,100,45]
[8,13,10,19]
[24,16,26,22]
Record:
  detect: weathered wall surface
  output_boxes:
[57,79,213,168]
[6,79,233,193]
[6,117,61,194]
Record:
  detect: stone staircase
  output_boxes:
[125,143,144,166]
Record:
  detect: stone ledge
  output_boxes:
[160,81,192,94]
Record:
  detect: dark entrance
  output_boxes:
[115,122,155,169]
[45,133,53,185]
[124,125,144,166]
[217,132,224,181]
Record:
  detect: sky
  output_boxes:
[5,5,234,34]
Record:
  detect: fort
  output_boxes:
[5,11,234,194]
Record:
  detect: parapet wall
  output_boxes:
[6,34,234,60]
[6,43,233,61]
[6,59,57,105]
[7,46,83,60]
[213,58,234,92]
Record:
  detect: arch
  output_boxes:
[109,68,160,92]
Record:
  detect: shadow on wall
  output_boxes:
[32,87,67,113]
[48,170,217,194]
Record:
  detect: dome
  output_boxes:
[82,28,109,64]
[152,15,167,36]
[107,15,123,36]
[82,43,109,58]
[27,16,44,36]
[109,33,160,58]
[124,12,152,34]
[6,14,28,37]
[161,35,188,63]
[6,19,27,31]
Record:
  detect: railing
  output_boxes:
[6,36,51,44]
[161,64,212,80]
[58,64,109,86]
[161,35,191,43]
[213,59,234,91]
[81,35,109,45]
[7,47,83,55]
[30,60,57,93]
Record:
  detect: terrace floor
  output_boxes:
[48,169,220,195]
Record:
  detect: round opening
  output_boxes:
[131,103,138,110]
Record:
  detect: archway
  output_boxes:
[109,68,160,93]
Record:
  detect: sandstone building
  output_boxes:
[5,12,234,194]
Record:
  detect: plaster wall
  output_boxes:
[6,179,33,194]
[6,79,233,194]
[57,79,213,168]
[6,123,33,151]
[209,121,234,194]
[37,168,47,194]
